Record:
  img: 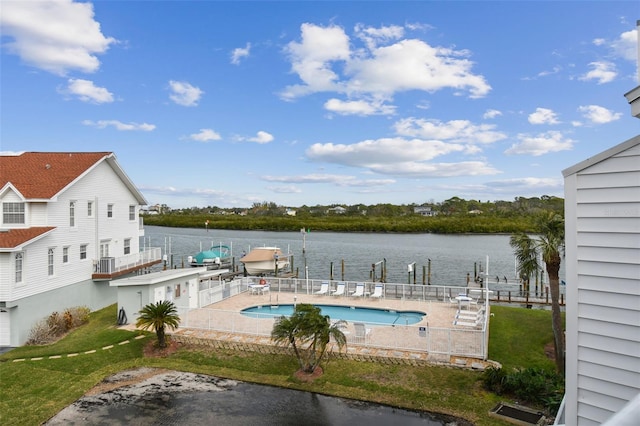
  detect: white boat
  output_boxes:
[240,247,289,275]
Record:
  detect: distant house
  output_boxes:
[327,206,346,214]
[414,206,437,217]
[560,135,640,425]
[285,208,296,216]
[0,152,162,347]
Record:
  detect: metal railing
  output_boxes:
[93,247,162,274]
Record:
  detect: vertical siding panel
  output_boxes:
[564,136,640,425]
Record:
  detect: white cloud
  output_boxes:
[62,78,113,103]
[528,108,560,125]
[354,23,404,50]
[595,28,638,62]
[237,131,274,144]
[505,131,574,156]
[168,80,203,106]
[266,185,302,194]
[231,43,251,65]
[281,23,490,101]
[371,161,500,177]
[307,137,464,167]
[82,119,155,131]
[187,129,222,142]
[262,173,395,187]
[324,98,396,116]
[578,105,622,124]
[579,61,617,84]
[486,177,563,191]
[0,0,115,75]
[483,109,502,119]
[281,23,351,99]
[393,118,506,144]
[611,29,638,61]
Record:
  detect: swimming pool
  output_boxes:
[241,304,426,326]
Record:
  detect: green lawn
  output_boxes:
[0,304,561,425]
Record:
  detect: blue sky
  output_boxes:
[1,1,638,209]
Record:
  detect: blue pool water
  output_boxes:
[241,304,426,325]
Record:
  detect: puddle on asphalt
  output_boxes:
[45,370,466,425]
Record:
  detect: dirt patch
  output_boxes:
[544,342,555,360]
[293,366,323,382]
[143,338,180,358]
[85,368,170,396]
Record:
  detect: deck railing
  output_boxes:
[93,247,162,275]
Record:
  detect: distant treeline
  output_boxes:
[143,196,564,234]
[143,214,538,234]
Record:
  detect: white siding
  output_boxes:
[563,135,640,425]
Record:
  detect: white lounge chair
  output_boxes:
[370,284,384,299]
[331,282,346,296]
[351,283,365,297]
[353,322,371,343]
[453,318,482,327]
[315,281,329,295]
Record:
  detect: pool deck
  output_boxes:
[168,291,493,369]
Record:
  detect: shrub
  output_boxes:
[26,319,56,345]
[25,306,92,346]
[482,366,564,415]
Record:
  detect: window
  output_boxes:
[80,244,87,260]
[124,238,131,255]
[48,248,55,276]
[62,246,69,263]
[87,201,93,217]
[129,205,136,221]
[15,252,23,283]
[107,204,113,218]
[3,202,25,224]
[69,201,76,227]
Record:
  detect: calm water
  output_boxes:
[241,304,426,325]
[143,225,565,292]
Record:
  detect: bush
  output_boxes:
[26,306,91,346]
[482,366,564,415]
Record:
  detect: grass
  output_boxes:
[0,303,562,425]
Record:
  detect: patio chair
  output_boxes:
[455,310,484,321]
[370,284,384,299]
[453,318,482,327]
[351,283,365,297]
[315,281,329,295]
[353,322,371,343]
[331,282,346,296]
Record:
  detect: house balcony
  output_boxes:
[92,247,162,280]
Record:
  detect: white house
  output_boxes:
[0,152,162,347]
[414,206,437,217]
[561,134,640,425]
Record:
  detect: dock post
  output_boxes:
[427,259,432,285]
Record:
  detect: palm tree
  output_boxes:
[271,304,347,374]
[510,212,565,374]
[136,300,181,349]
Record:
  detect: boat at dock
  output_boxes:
[240,247,290,275]
[188,244,231,267]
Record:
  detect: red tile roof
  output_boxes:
[0,152,112,199]
[0,227,56,249]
